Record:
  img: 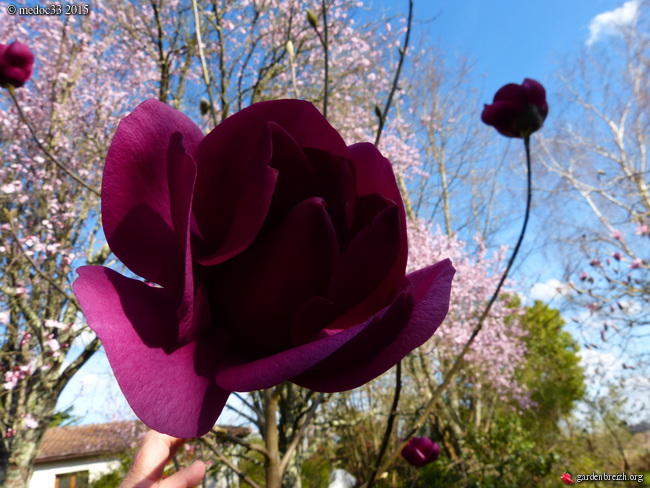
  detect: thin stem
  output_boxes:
[210,426,270,458]
[198,437,264,488]
[309,4,330,119]
[364,136,534,486]
[233,391,264,419]
[192,0,218,127]
[7,86,100,196]
[374,0,413,148]
[366,361,402,488]
[321,0,329,119]
[373,0,415,222]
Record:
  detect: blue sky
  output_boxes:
[57,0,646,425]
[394,0,633,97]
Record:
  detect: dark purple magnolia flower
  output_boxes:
[73,99,455,437]
[0,41,34,88]
[401,437,441,467]
[481,78,548,138]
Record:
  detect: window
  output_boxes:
[55,471,89,488]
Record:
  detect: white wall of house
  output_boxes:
[30,457,121,488]
[30,456,242,488]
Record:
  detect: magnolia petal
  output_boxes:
[348,142,408,282]
[210,197,339,356]
[481,101,521,138]
[265,123,317,225]
[239,100,348,156]
[326,204,403,327]
[194,100,348,265]
[213,290,410,392]
[348,142,403,204]
[102,100,203,290]
[293,258,455,391]
[193,114,278,265]
[492,83,527,106]
[73,266,228,438]
[214,258,454,392]
[522,78,548,115]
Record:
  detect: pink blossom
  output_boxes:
[3,373,20,390]
[588,303,600,313]
[630,258,643,269]
[19,332,32,346]
[23,414,38,429]
[45,319,66,329]
[1,180,23,194]
[407,221,530,407]
[611,229,622,240]
[635,224,649,236]
[3,369,27,390]
[45,336,61,356]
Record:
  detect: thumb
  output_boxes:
[160,460,206,488]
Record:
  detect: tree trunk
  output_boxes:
[264,389,282,488]
[0,425,49,488]
[1,386,58,488]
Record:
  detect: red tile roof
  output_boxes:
[35,421,252,463]
[35,420,146,463]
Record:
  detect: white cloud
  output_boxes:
[529,279,567,303]
[586,0,641,46]
[579,348,621,375]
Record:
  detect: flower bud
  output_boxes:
[199,98,211,116]
[0,41,34,88]
[481,78,548,138]
[400,437,440,467]
[286,40,295,61]
[307,9,319,29]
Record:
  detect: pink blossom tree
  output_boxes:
[0,4,159,485]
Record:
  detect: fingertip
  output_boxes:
[183,461,206,487]
[190,460,206,477]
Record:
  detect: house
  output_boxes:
[30,421,250,488]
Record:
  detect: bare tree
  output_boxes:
[540,0,649,408]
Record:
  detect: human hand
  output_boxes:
[120,430,206,488]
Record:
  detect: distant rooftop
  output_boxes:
[35,421,251,463]
[35,420,146,463]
